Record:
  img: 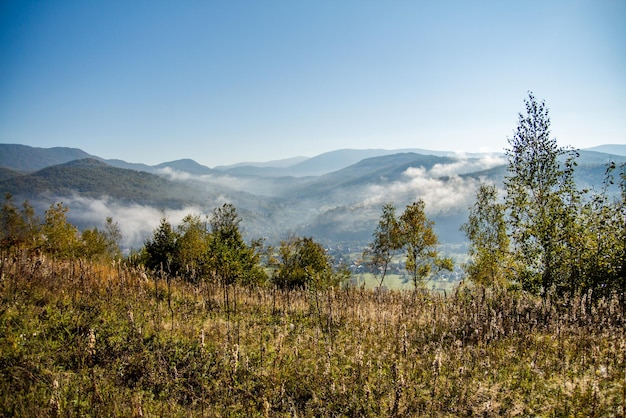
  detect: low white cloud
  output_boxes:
[429,154,506,177]
[156,167,252,191]
[362,155,505,214]
[60,194,204,249]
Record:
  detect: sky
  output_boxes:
[1,1,624,167]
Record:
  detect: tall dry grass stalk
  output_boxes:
[0,255,623,416]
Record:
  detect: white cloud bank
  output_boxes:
[62,195,205,249]
[363,155,505,214]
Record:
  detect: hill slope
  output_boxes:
[219,148,457,177]
[0,144,93,172]
[584,144,626,156]
[0,158,205,207]
[154,159,214,175]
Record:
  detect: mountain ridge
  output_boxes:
[1,143,623,248]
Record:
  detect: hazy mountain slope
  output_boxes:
[219,148,456,177]
[104,159,154,172]
[584,144,626,156]
[154,159,214,175]
[287,153,457,198]
[576,150,624,165]
[0,167,25,182]
[0,158,206,207]
[215,156,309,170]
[0,144,93,172]
[285,149,412,177]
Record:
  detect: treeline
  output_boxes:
[0,197,346,290]
[2,93,624,302]
[1,197,122,261]
[139,203,348,289]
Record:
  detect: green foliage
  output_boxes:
[41,203,80,258]
[502,92,625,298]
[143,216,180,275]
[139,204,267,286]
[1,193,40,254]
[573,163,626,297]
[399,200,446,288]
[365,200,453,289]
[505,92,565,292]
[207,203,267,286]
[1,195,123,262]
[273,236,338,289]
[176,214,210,283]
[461,184,512,287]
[363,202,402,287]
[79,217,122,261]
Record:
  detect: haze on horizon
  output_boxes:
[1,1,624,167]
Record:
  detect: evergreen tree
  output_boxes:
[144,216,180,275]
[207,204,266,286]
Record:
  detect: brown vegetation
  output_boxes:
[1,255,624,416]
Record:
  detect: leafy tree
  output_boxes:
[461,184,511,287]
[575,162,626,297]
[1,194,40,254]
[273,236,337,289]
[144,216,180,275]
[177,214,210,283]
[504,92,580,295]
[399,200,452,289]
[79,217,122,261]
[41,203,80,258]
[363,203,402,287]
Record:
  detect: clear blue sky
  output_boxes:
[1,1,624,167]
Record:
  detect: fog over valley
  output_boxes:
[1,144,624,253]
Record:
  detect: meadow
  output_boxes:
[1,254,624,417]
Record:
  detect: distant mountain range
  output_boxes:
[1,143,624,250]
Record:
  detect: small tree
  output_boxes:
[273,236,336,289]
[576,162,626,297]
[177,214,210,283]
[41,203,80,258]
[461,184,511,287]
[363,203,402,288]
[399,200,452,289]
[1,194,40,255]
[144,216,180,276]
[79,217,122,261]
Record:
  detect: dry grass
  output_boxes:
[1,255,624,416]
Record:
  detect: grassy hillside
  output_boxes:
[1,255,623,416]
